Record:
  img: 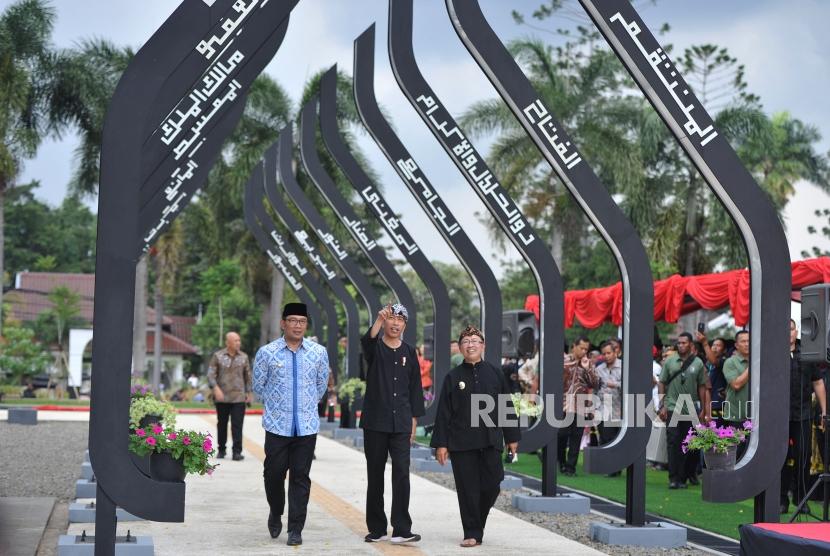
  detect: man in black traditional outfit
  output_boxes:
[431,325,521,547]
[361,303,425,544]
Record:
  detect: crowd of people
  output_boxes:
[495,319,828,512]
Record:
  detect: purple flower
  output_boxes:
[681,444,688,454]
[716,427,735,439]
[743,420,753,431]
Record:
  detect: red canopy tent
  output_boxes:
[523,257,830,329]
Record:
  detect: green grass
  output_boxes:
[415,436,817,540]
[1,398,90,406]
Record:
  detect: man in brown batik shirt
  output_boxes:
[208,331,252,460]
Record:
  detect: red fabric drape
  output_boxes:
[522,257,830,329]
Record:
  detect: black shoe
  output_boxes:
[677,482,688,489]
[365,532,389,542]
[669,482,680,489]
[268,513,282,539]
[687,476,700,486]
[391,532,421,544]
[562,469,576,477]
[217,450,226,459]
[232,453,244,461]
[286,531,302,546]
[607,471,621,477]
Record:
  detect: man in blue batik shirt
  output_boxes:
[253,302,329,547]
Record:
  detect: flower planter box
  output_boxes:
[75,479,97,499]
[149,452,186,483]
[333,428,363,440]
[8,407,37,425]
[411,457,452,474]
[57,533,153,555]
[703,445,737,471]
[68,502,142,523]
[79,462,94,481]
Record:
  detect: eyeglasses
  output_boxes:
[285,318,308,326]
[460,338,483,346]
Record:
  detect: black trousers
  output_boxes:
[781,418,813,505]
[216,402,245,455]
[450,447,503,542]
[263,432,317,533]
[557,418,582,472]
[363,429,412,537]
[666,413,699,484]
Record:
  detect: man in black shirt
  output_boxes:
[360,303,424,544]
[781,319,827,513]
[431,326,520,548]
[696,331,727,424]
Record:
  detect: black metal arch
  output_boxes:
[579,0,790,521]
[318,67,449,423]
[298,100,419,346]
[255,151,362,379]
[91,1,298,552]
[446,0,655,525]
[137,1,295,251]
[352,25,503,365]
[388,0,562,495]
[267,125,382,337]
[243,163,341,368]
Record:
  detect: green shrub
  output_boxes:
[129,394,177,429]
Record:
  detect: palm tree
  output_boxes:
[150,220,183,392]
[0,0,58,332]
[199,75,294,345]
[47,38,142,370]
[459,37,644,270]
[46,38,134,196]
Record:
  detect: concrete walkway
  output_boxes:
[63,414,605,555]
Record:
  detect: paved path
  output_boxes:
[61,413,605,555]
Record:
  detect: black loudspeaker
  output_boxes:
[423,323,434,360]
[801,284,830,363]
[502,310,537,359]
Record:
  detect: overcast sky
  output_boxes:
[10,0,830,280]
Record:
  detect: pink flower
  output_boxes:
[203,438,213,453]
[167,432,177,440]
[145,437,157,446]
[716,427,735,438]
[183,437,191,445]
[152,424,163,435]
[135,428,146,437]
[681,444,688,454]
[207,468,214,476]
[743,420,753,431]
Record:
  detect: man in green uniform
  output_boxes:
[658,332,707,489]
[722,330,750,459]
